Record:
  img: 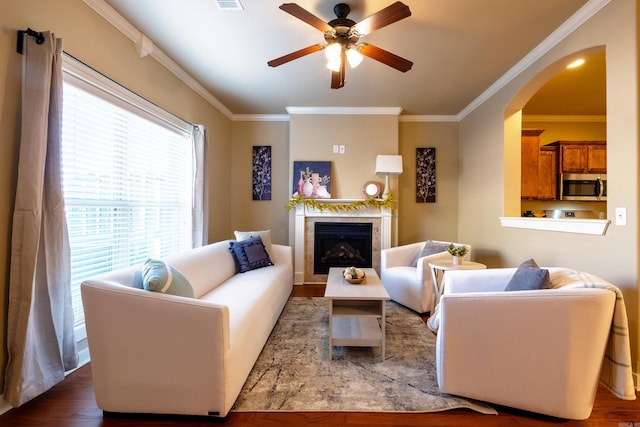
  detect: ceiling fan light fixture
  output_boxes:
[346,46,363,68]
[324,42,342,60]
[326,56,342,72]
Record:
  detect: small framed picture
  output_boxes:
[292,161,331,198]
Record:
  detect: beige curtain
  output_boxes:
[4,31,77,407]
[192,125,208,247]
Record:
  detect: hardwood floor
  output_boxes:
[1,283,638,427]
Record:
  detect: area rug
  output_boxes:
[232,297,496,414]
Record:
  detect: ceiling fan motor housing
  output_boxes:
[326,3,359,44]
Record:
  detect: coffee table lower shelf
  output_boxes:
[328,302,386,361]
[331,316,383,348]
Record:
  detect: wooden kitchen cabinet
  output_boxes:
[521,129,557,200]
[521,129,545,199]
[538,146,557,200]
[587,144,607,173]
[552,141,607,173]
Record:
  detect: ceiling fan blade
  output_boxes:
[331,70,344,89]
[359,43,413,72]
[331,52,346,89]
[268,43,325,67]
[279,3,333,33]
[353,1,411,36]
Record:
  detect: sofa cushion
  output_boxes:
[412,240,449,267]
[142,258,195,297]
[505,259,550,291]
[229,237,273,273]
[235,229,273,261]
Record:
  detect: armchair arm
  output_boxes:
[271,244,292,265]
[416,251,452,284]
[418,243,473,290]
[436,288,615,419]
[381,242,424,269]
[443,267,517,294]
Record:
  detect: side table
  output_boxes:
[429,260,487,312]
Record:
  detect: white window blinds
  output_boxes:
[62,56,194,327]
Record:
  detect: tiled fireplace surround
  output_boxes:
[293,200,393,284]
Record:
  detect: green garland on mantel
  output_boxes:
[286,193,397,212]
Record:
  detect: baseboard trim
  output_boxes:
[0,396,12,416]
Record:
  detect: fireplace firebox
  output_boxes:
[313,222,373,274]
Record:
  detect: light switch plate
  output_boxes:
[615,207,627,226]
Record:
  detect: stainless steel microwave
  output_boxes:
[559,173,607,201]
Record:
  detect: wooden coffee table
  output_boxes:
[324,267,390,362]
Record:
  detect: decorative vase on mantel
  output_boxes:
[452,255,462,266]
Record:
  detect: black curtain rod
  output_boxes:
[17,28,45,54]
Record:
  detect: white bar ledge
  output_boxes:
[499,217,610,235]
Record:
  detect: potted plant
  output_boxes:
[447,243,468,265]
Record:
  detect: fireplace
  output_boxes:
[292,199,394,284]
[313,222,373,274]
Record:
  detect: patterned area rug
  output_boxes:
[232,297,496,414]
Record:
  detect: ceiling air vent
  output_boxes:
[214,0,243,11]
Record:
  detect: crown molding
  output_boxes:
[286,106,403,115]
[399,115,459,123]
[233,114,290,122]
[82,0,234,120]
[522,115,606,123]
[457,0,611,120]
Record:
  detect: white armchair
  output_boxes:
[380,240,471,314]
[435,267,627,420]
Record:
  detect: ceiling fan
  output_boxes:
[267,2,413,89]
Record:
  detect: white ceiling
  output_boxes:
[97,0,606,118]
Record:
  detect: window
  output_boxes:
[61,56,194,328]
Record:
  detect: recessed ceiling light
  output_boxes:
[567,58,585,69]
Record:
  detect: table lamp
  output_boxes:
[375,155,403,198]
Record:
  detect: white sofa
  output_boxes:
[81,239,293,418]
[435,266,636,420]
[380,240,471,314]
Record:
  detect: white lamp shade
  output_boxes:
[375,155,403,175]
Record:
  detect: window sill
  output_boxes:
[499,217,610,235]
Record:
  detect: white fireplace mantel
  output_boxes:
[293,199,393,284]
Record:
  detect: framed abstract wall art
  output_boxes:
[252,145,271,200]
[416,147,436,203]
[292,161,331,198]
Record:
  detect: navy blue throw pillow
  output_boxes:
[229,236,273,273]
